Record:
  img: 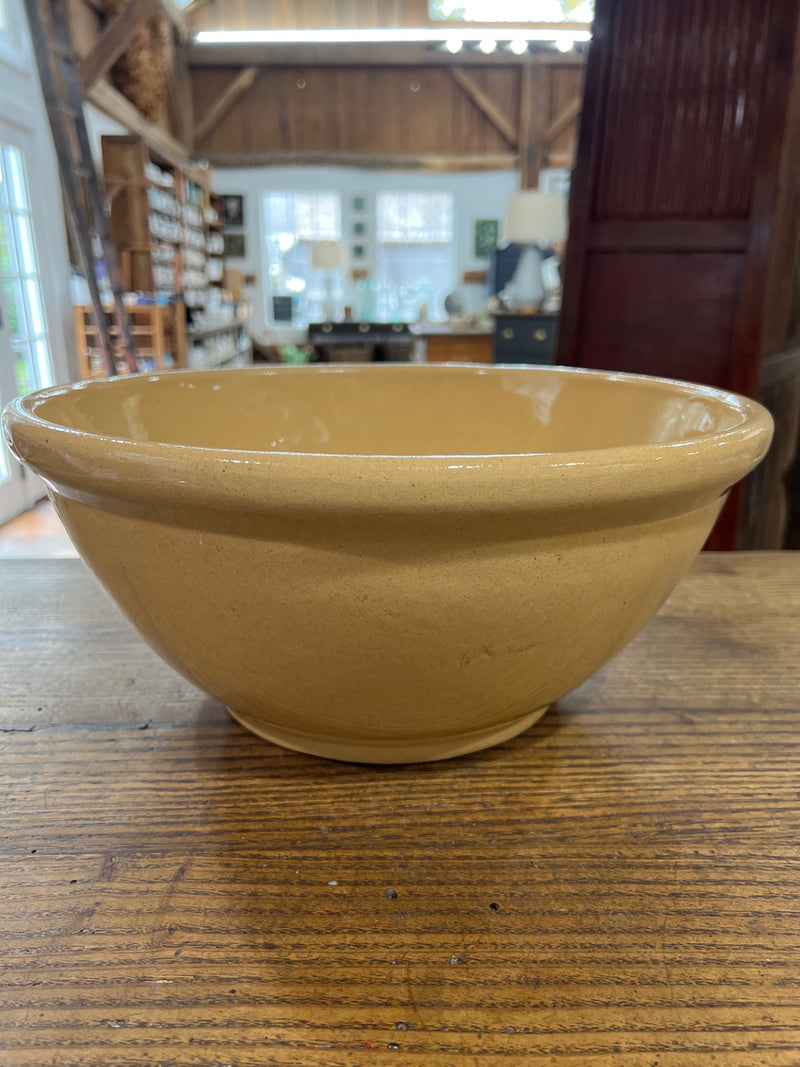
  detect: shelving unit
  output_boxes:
[74,304,183,379]
[102,136,180,299]
[180,173,210,310]
[81,134,252,380]
[185,306,253,370]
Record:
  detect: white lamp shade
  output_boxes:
[311,241,345,270]
[503,191,568,245]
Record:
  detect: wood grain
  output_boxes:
[79,0,161,92]
[193,64,258,145]
[557,0,800,551]
[448,68,518,149]
[187,63,579,164]
[1,555,799,1064]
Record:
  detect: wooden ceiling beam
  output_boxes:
[544,93,582,144]
[161,0,188,40]
[448,67,518,149]
[87,78,189,168]
[79,0,161,92]
[205,150,519,172]
[194,65,259,145]
[546,150,575,168]
[187,45,585,67]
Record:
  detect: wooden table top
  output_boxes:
[1,553,799,1066]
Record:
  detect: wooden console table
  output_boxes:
[1,554,798,1064]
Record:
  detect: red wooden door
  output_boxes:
[558,0,800,547]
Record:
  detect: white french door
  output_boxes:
[0,0,73,523]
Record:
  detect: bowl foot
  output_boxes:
[225,705,549,764]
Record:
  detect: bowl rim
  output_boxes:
[2,363,774,519]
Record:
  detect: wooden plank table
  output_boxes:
[1,554,799,1066]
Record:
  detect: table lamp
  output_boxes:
[502,192,568,312]
[311,241,346,321]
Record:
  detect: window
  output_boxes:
[0,0,29,63]
[375,191,455,321]
[377,192,453,244]
[429,0,594,20]
[264,191,343,325]
[0,143,54,396]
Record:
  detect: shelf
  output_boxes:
[100,134,234,375]
[83,348,159,358]
[187,315,250,341]
[188,344,251,371]
[82,325,160,336]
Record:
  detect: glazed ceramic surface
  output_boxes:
[3,364,773,762]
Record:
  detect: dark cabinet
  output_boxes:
[493,314,559,364]
[308,322,412,362]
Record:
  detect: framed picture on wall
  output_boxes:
[224,232,246,258]
[353,220,366,237]
[352,244,366,259]
[272,296,293,322]
[474,219,500,258]
[352,195,367,213]
[222,194,244,227]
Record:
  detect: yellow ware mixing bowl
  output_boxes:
[2,364,772,762]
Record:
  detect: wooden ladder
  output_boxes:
[22,0,138,376]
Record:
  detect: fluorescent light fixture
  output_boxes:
[555,39,573,52]
[194,27,591,46]
[444,37,463,53]
[477,38,497,53]
[508,38,529,54]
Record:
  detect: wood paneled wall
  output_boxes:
[191,63,582,169]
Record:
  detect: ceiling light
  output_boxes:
[508,38,529,55]
[444,38,463,54]
[478,38,497,54]
[193,28,591,47]
[555,39,574,53]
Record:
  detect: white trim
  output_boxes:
[0,0,31,74]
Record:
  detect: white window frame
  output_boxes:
[374,190,456,322]
[263,190,343,327]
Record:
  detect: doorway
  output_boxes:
[0,0,72,523]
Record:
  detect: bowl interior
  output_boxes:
[31,364,749,457]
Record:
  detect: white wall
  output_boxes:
[211,165,520,340]
[83,103,129,170]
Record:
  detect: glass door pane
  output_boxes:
[0,137,55,521]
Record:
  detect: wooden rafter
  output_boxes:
[544,94,582,144]
[448,68,518,150]
[545,150,574,168]
[87,78,188,167]
[203,150,518,172]
[161,0,188,39]
[194,66,259,145]
[79,0,161,92]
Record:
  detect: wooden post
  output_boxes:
[519,60,547,189]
